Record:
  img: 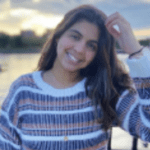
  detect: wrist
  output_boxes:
[129,47,144,59]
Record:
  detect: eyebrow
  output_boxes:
[69,29,82,36]
[69,29,99,44]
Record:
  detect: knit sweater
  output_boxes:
[1,47,150,150]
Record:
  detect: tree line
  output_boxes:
[0,29,52,53]
[0,30,149,53]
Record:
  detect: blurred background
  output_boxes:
[0,0,150,52]
[0,0,150,149]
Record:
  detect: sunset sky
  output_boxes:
[0,0,150,40]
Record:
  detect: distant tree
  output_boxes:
[0,33,10,48]
[139,39,150,46]
[42,29,53,40]
[22,36,45,47]
[1,29,148,53]
[9,36,23,48]
[116,42,120,49]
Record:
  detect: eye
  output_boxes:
[70,34,80,40]
[87,43,97,51]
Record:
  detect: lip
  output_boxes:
[66,52,82,64]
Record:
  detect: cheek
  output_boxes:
[57,38,73,51]
[86,52,96,62]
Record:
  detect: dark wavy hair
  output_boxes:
[37,5,134,130]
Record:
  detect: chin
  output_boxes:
[63,66,80,73]
[65,68,79,73]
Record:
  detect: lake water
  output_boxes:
[0,53,129,102]
[0,53,148,149]
[0,53,41,103]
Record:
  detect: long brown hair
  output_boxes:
[37,5,134,130]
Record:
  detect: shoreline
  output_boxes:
[0,47,41,54]
[0,48,126,54]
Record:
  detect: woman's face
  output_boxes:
[54,20,99,74]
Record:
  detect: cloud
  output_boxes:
[0,1,36,35]
[120,6,150,29]
[1,0,150,39]
[0,22,21,35]
[0,0,6,4]
[10,0,105,14]
[10,8,37,18]
[32,0,41,3]
[10,0,31,4]
[0,0,10,11]
[139,0,150,3]
[0,0,21,35]
[9,0,150,16]
[21,13,63,35]
[0,1,11,21]
[1,0,65,35]
[3,5,63,35]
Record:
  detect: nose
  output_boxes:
[74,41,85,53]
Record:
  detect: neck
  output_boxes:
[52,67,81,84]
[43,66,83,89]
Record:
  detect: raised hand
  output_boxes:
[105,12,142,55]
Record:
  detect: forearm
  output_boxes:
[128,46,149,60]
[126,46,150,78]
[117,47,150,142]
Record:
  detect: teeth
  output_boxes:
[68,53,79,62]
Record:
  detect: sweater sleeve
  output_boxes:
[0,79,21,150]
[115,47,150,142]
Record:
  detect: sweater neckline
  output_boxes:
[32,71,86,97]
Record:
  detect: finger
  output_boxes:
[105,19,121,38]
[105,12,120,25]
[106,17,131,35]
[105,12,124,26]
[107,26,120,39]
[106,19,120,31]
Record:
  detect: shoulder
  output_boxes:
[1,72,41,111]
[10,71,41,90]
[116,87,137,110]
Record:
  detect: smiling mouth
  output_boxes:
[67,52,82,63]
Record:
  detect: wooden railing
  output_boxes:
[108,130,149,150]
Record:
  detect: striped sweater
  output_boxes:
[1,47,150,150]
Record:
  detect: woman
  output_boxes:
[0,4,150,150]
